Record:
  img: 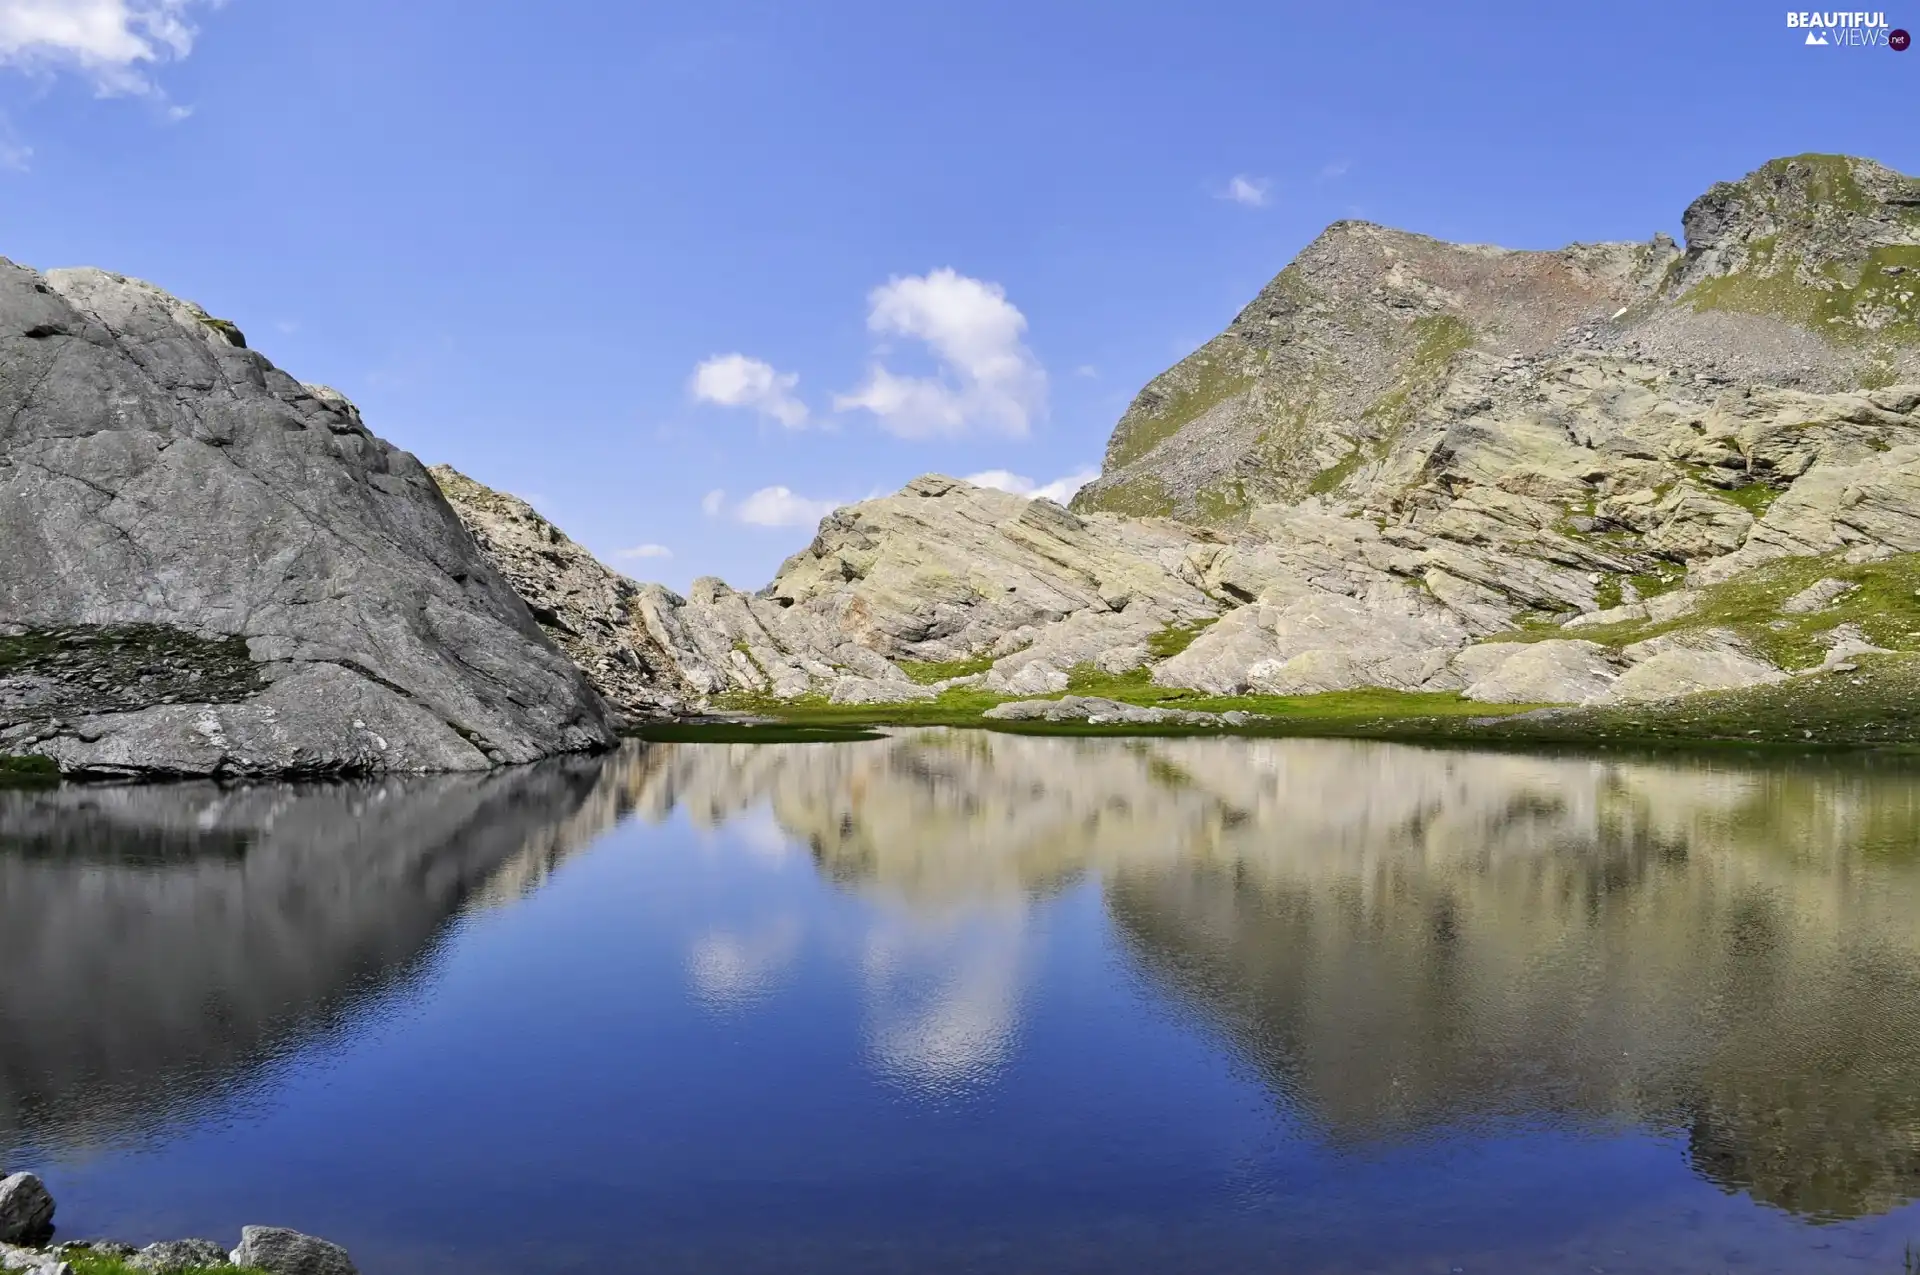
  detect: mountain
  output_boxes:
[10,153,1917,775]
[1073,154,1920,523]
[0,265,613,778]
[442,154,1919,727]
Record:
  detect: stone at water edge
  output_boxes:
[0,1173,54,1246]
[130,1238,231,1272]
[229,1227,357,1275]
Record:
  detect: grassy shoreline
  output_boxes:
[629,652,1920,754]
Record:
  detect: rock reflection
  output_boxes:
[629,731,1920,1221]
[0,746,656,1156]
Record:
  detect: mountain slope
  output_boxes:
[0,265,613,777]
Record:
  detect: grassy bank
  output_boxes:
[62,1257,267,1275]
[657,649,1920,752]
[1432,652,1920,752]
[689,664,1551,741]
[0,753,58,785]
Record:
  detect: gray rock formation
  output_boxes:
[0,264,612,777]
[428,465,696,719]
[0,1175,52,1246]
[229,1228,355,1275]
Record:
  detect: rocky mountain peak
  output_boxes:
[1673,154,1920,290]
[1071,154,1920,527]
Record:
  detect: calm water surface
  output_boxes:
[4,735,1920,1274]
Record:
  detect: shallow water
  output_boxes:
[4,734,1920,1274]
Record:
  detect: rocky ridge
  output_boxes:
[458,154,1920,720]
[0,265,613,778]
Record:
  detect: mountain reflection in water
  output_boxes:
[3,733,1919,1274]
[634,733,1920,1222]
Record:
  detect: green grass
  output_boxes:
[1483,550,1920,672]
[627,722,886,743]
[709,648,1920,752]
[1103,353,1257,471]
[1083,473,1176,519]
[1686,240,1920,345]
[1307,445,1367,496]
[1710,481,1783,517]
[720,666,1546,740]
[0,753,57,784]
[61,1255,268,1275]
[895,653,997,684]
[1194,479,1251,525]
[1454,653,1920,752]
[1145,618,1219,660]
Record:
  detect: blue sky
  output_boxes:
[0,0,1915,592]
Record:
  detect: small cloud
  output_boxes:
[835,268,1047,440]
[514,491,550,511]
[965,466,1099,505]
[1319,159,1351,181]
[1073,364,1098,379]
[273,319,300,335]
[1218,174,1270,208]
[700,488,726,517]
[616,543,673,560]
[0,0,214,99]
[735,485,843,529]
[689,353,810,428]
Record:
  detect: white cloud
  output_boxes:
[966,466,1099,506]
[835,268,1047,439]
[1073,364,1098,379]
[615,543,672,560]
[700,488,726,517]
[1320,158,1352,180]
[0,0,210,97]
[735,485,843,529]
[689,353,810,428]
[1219,174,1270,207]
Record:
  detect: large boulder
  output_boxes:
[229,1228,355,1275]
[0,264,613,776]
[0,1174,53,1245]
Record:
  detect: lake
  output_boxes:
[3,734,1920,1274]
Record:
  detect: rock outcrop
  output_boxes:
[0,264,613,777]
[428,465,698,719]
[439,468,1223,704]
